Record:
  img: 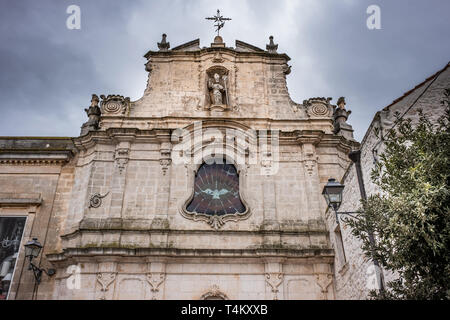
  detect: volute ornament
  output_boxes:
[100,94,131,115]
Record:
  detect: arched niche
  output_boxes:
[205,66,230,107]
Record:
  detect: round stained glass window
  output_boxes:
[186,160,246,216]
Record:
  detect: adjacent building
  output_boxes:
[328,62,450,299]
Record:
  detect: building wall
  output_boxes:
[1,40,359,300]
[329,64,450,299]
[0,137,74,300]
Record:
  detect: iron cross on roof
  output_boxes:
[205,9,231,36]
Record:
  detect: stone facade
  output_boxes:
[327,62,450,299]
[0,35,360,300]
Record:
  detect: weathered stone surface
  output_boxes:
[1,36,361,300]
[326,63,450,299]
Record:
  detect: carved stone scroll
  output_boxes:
[146,273,166,300]
[96,272,117,300]
[265,273,284,300]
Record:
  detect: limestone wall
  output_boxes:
[329,64,450,299]
[0,137,74,300]
[0,37,362,300]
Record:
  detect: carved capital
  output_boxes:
[315,273,333,300]
[265,273,284,300]
[96,272,117,300]
[146,273,166,300]
[159,142,172,176]
[114,147,130,174]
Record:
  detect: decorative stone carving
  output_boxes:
[266,36,278,53]
[80,94,101,136]
[336,97,346,110]
[157,33,170,51]
[114,148,129,174]
[304,160,316,176]
[146,273,165,300]
[88,192,109,208]
[333,97,352,134]
[100,95,130,116]
[303,154,318,176]
[201,285,228,300]
[212,51,225,63]
[96,272,117,300]
[208,73,227,105]
[315,273,333,300]
[182,96,202,111]
[303,97,333,118]
[283,64,292,75]
[159,159,171,175]
[301,144,319,176]
[208,215,225,230]
[159,142,172,176]
[265,273,284,300]
[205,66,231,112]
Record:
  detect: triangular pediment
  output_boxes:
[171,39,200,51]
[235,40,265,52]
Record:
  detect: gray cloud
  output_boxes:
[0,0,449,140]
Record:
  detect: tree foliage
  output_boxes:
[346,89,450,300]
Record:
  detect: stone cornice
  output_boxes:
[73,127,173,151]
[47,247,334,265]
[144,46,291,62]
[0,193,42,207]
[0,137,75,165]
[69,217,329,235]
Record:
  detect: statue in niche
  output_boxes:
[208,73,228,106]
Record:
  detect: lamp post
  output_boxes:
[322,178,385,293]
[23,238,55,284]
[322,179,361,223]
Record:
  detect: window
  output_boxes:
[187,160,245,216]
[334,225,347,266]
[0,217,26,300]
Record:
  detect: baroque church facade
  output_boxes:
[0,33,361,300]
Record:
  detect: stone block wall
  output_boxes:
[328,64,450,299]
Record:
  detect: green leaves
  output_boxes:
[347,88,450,300]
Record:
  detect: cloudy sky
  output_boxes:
[0,0,449,140]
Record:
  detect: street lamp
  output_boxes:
[322,178,360,223]
[322,177,385,293]
[23,238,55,284]
[322,178,345,212]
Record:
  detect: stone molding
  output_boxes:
[0,193,42,207]
[315,273,334,300]
[265,272,284,300]
[96,272,117,300]
[146,272,166,300]
[201,285,228,300]
[47,247,335,265]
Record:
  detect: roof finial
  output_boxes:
[157,33,170,51]
[266,35,278,53]
[205,9,231,36]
